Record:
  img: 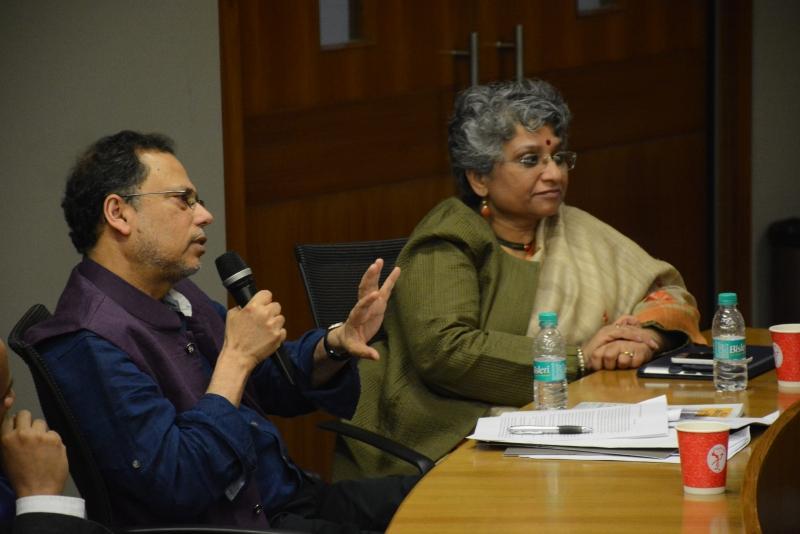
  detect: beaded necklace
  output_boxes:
[496,236,534,256]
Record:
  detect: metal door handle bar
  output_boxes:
[445,31,479,86]
[495,24,524,81]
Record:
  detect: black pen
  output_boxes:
[508,425,593,435]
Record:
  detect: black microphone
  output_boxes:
[215,251,296,386]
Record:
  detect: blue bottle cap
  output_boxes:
[538,311,558,327]
[718,292,738,305]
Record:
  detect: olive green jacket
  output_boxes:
[334,198,581,479]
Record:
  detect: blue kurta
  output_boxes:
[27,259,359,527]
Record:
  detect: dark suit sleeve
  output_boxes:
[11,513,113,534]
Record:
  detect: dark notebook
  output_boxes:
[637,343,775,380]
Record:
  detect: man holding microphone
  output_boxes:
[26,130,417,532]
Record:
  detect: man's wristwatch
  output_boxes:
[323,322,351,362]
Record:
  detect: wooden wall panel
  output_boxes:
[569,133,711,320]
[717,0,753,321]
[237,0,479,113]
[547,50,706,149]
[487,0,707,81]
[219,0,249,255]
[244,90,451,201]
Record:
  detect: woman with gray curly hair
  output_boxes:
[334,79,704,480]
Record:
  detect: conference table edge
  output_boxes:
[387,328,784,533]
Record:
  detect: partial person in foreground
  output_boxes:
[335,79,705,480]
[0,339,112,533]
[25,131,417,533]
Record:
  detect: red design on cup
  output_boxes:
[706,444,726,473]
[769,324,800,391]
[676,422,730,495]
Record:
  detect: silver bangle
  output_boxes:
[576,347,586,377]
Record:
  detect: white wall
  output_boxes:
[751,1,800,326]
[0,0,226,433]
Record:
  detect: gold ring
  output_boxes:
[621,351,635,358]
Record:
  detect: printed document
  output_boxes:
[504,427,751,463]
[469,395,671,447]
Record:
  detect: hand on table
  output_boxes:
[583,317,665,370]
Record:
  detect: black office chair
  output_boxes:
[7,304,295,534]
[294,238,435,475]
[294,237,408,331]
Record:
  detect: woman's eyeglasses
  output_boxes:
[509,151,577,171]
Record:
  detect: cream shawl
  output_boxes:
[527,205,705,345]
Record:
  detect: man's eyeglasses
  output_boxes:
[122,189,206,210]
[508,151,577,171]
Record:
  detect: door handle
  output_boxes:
[495,24,524,81]
[446,31,480,86]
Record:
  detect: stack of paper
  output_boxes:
[468,395,777,463]
[503,429,751,463]
[576,401,778,430]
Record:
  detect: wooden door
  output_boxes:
[220,0,715,479]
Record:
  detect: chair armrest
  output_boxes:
[119,527,299,533]
[317,420,435,475]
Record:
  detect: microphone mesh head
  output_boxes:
[215,251,248,281]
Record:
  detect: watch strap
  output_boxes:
[324,322,351,361]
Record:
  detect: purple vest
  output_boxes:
[26,259,270,528]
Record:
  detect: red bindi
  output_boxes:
[545,139,551,146]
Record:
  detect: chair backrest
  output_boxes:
[741,399,800,533]
[294,237,407,329]
[7,304,115,524]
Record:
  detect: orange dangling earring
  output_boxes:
[480,198,491,219]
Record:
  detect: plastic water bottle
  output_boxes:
[533,311,567,409]
[712,292,747,392]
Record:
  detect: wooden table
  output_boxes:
[387,329,798,533]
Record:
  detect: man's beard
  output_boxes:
[159,258,200,284]
[133,234,201,284]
